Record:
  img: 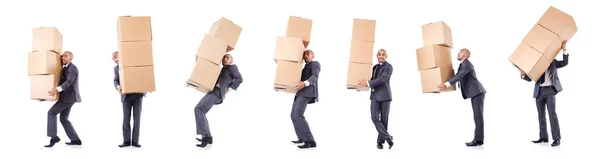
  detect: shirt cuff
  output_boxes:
[303,81,310,87]
[228,88,234,92]
[563,51,568,55]
[444,82,451,88]
[117,85,121,89]
[57,86,63,92]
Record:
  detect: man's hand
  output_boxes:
[117,86,123,95]
[561,40,568,51]
[437,83,448,91]
[519,69,525,77]
[48,87,58,96]
[295,81,306,91]
[357,79,368,87]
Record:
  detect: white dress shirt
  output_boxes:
[56,63,69,93]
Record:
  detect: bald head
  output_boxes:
[458,48,470,61]
[222,54,233,65]
[61,51,73,65]
[112,51,119,64]
[303,49,314,63]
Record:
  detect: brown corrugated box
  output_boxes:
[196,34,228,65]
[118,41,154,67]
[419,67,456,93]
[352,18,376,42]
[273,36,306,63]
[274,60,303,93]
[187,58,222,94]
[349,40,375,64]
[347,18,376,91]
[117,16,156,93]
[119,66,156,93]
[286,16,312,48]
[537,6,578,41]
[117,16,152,42]
[30,74,59,101]
[207,17,243,52]
[509,43,553,82]
[346,62,371,91]
[416,45,453,71]
[32,27,63,53]
[28,50,61,75]
[422,21,453,48]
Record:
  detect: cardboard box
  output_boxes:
[537,6,578,41]
[522,24,563,59]
[422,21,453,48]
[419,67,456,93]
[349,40,375,64]
[32,27,63,53]
[30,74,59,101]
[274,60,303,93]
[196,34,228,65]
[119,66,156,93]
[509,43,552,82]
[416,45,453,71]
[187,58,221,94]
[273,36,306,62]
[28,50,62,76]
[352,18,376,41]
[207,17,243,52]
[118,41,154,67]
[347,62,372,91]
[117,16,152,42]
[286,16,312,48]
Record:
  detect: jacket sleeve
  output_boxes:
[305,62,320,85]
[114,66,120,89]
[59,66,78,90]
[229,65,243,90]
[448,62,472,85]
[368,64,392,87]
[556,54,568,68]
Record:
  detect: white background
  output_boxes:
[0,0,596,158]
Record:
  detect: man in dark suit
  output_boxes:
[45,51,82,147]
[358,49,394,149]
[112,51,145,148]
[195,54,243,148]
[519,40,569,147]
[289,50,320,149]
[438,48,487,147]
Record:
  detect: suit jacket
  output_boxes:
[296,61,320,104]
[212,64,243,103]
[523,54,568,98]
[369,61,393,102]
[448,59,486,99]
[59,63,82,103]
[114,65,144,103]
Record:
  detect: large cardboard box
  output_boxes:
[30,74,59,101]
[352,18,376,41]
[509,43,552,82]
[537,6,578,41]
[273,36,306,62]
[349,40,375,64]
[416,45,453,71]
[207,17,243,52]
[117,16,152,42]
[274,60,303,93]
[522,24,563,59]
[196,34,228,65]
[118,41,154,67]
[28,50,62,75]
[422,21,453,48]
[286,16,312,48]
[119,66,156,93]
[419,67,456,93]
[187,58,221,94]
[347,62,372,91]
[32,27,63,53]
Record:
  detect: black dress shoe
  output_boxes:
[376,143,383,149]
[386,136,394,149]
[298,141,317,149]
[119,141,131,148]
[44,137,61,148]
[132,142,141,148]
[66,139,82,145]
[196,137,213,148]
[465,140,484,146]
[551,140,560,147]
[291,139,304,144]
[532,138,549,143]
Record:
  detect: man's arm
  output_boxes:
[228,65,243,91]
[368,64,392,88]
[57,66,78,92]
[556,52,569,68]
[114,66,120,90]
[445,62,472,87]
[303,62,320,87]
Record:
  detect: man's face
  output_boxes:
[376,50,387,63]
[61,52,72,65]
[303,51,314,63]
[222,54,232,65]
[112,53,119,64]
[457,51,465,61]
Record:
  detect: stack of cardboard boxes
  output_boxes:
[188,17,242,93]
[29,27,63,101]
[417,21,456,93]
[117,16,156,93]
[346,18,376,91]
[509,6,577,81]
[273,16,312,93]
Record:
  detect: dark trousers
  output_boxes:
[470,93,485,141]
[122,94,143,143]
[536,86,561,140]
[371,100,391,144]
[47,101,80,140]
[291,96,314,141]
[195,90,221,137]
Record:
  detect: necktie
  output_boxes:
[539,72,545,84]
[373,64,380,78]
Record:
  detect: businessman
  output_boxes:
[194,54,243,148]
[113,51,144,148]
[288,50,320,149]
[45,51,82,147]
[358,49,394,149]
[519,40,569,147]
[438,48,487,147]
